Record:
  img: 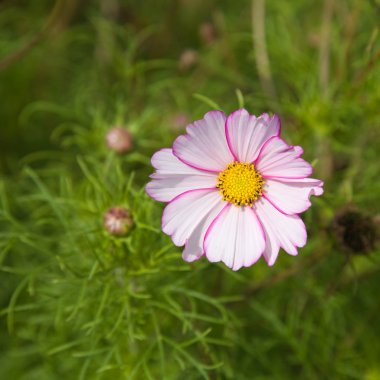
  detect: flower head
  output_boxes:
[146,109,323,270]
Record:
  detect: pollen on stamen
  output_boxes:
[216,162,264,207]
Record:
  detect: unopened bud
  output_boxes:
[106,127,132,153]
[199,22,217,45]
[104,207,133,236]
[171,112,189,130]
[333,206,376,254]
[179,49,198,71]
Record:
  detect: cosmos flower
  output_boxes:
[146,109,323,270]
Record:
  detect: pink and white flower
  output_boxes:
[146,109,323,270]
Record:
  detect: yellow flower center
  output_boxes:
[217,162,264,206]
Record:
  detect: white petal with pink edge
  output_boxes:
[263,178,324,215]
[225,109,281,163]
[204,205,265,271]
[150,148,216,175]
[254,197,307,265]
[146,149,217,202]
[255,137,312,179]
[162,188,223,247]
[182,200,227,262]
[173,110,234,172]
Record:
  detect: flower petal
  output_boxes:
[149,148,213,175]
[146,149,217,202]
[162,189,223,247]
[263,178,324,214]
[173,110,234,172]
[255,137,312,179]
[225,109,281,162]
[254,197,307,265]
[182,200,227,262]
[204,205,265,271]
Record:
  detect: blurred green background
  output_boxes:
[0,0,379,379]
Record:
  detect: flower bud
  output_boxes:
[178,49,198,71]
[199,22,217,46]
[170,112,189,131]
[104,207,133,236]
[106,127,132,153]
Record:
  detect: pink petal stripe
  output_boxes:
[146,175,217,202]
[151,148,216,175]
[146,148,218,202]
[173,110,234,172]
[182,200,227,262]
[255,136,313,179]
[254,197,307,264]
[172,139,222,173]
[263,178,324,215]
[225,109,281,163]
[204,205,266,270]
[203,204,230,251]
[162,188,223,247]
